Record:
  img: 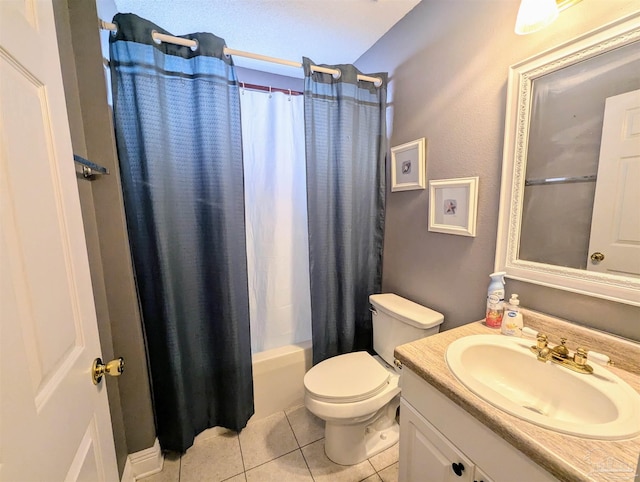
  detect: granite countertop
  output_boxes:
[394,309,640,482]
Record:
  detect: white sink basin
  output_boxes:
[445,334,640,440]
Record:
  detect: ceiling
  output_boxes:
[112,0,421,77]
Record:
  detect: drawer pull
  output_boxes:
[452,462,465,476]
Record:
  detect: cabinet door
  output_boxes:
[473,466,494,482]
[400,399,475,482]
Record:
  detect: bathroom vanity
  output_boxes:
[394,309,640,481]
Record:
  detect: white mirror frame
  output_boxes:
[495,13,640,307]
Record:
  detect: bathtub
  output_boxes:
[251,340,313,420]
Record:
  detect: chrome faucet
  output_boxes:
[531,333,594,374]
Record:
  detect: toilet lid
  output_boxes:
[304,352,390,403]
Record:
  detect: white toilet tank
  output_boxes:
[369,293,444,366]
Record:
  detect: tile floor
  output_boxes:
[141,404,398,482]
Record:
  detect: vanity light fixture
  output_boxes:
[515,0,583,35]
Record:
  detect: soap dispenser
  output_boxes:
[501,294,523,336]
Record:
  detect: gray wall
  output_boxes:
[236,66,304,92]
[355,0,640,340]
[53,0,157,473]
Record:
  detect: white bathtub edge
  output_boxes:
[251,340,312,421]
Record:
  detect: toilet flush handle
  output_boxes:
[393,359,403,370]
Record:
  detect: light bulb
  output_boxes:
[515,0,559,35]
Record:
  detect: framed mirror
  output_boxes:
[496,13,640,306]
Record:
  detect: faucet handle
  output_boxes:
[574,347,588,366]
[573,347,594,373]
[536,333,548,349]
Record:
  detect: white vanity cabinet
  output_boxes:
[400,399,491,482]
[399,368,556,482]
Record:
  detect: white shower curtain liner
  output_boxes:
[241,89,312,354]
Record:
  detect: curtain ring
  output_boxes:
[151,30,162,45]
[241,82,245,95]
[269,86,272,99]
[288,89,292,101]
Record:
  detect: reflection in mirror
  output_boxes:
[519,41,640,270]
[496,13,640,306]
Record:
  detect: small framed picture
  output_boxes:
[428,177,479,237]
[390,138,426,192]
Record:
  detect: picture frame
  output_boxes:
[390,138,426,192]
[428,177,479,237]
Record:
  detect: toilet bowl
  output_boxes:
[304,293,443,465]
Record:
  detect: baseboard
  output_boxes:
[120,457,134,482]
[120,438,164,481]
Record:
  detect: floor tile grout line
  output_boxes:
[235,432,248,478]
[367,459,378,481]
[372,459,397,473]
[283,407,318,481]
[298,445,317,482]
[219,470,245,482]
[243,446,302,473]
[299,436,324,449]
[283,408,303,448]
[372,464,381,482]
[241,411,297,472]
[286,405,329,450]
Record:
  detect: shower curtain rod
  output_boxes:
[241,83,303,96]
[100,20,383,87]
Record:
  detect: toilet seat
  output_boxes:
[304,352,390,403]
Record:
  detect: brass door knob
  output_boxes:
[590,252,605,262]
[92,357,125,385]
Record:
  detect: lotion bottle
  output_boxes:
[501,294,523,336]
[485,271,506,328]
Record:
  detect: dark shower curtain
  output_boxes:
[303,58,388,364]
[110,13,253,452]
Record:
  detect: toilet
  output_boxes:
[303,293,444,465]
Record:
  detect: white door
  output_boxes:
[0,1,118,481]
[587,89,640,277]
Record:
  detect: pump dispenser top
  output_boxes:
[485,271,506,328]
